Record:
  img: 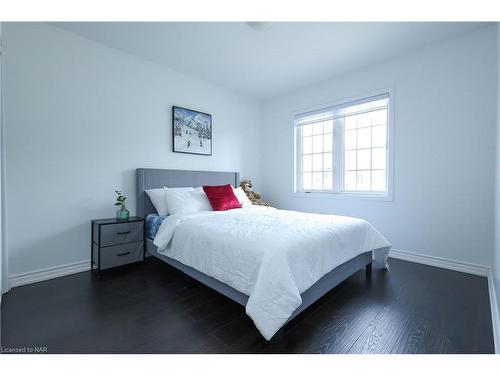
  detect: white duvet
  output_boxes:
[153,206,390,340]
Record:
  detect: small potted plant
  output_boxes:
[114,190,129,221]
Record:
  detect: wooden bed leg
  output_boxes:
[365,263,372,278]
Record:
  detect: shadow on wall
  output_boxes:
[121,169,137,216]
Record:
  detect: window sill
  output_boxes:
[293,191,393,201]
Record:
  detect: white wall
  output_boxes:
[2,23,262,278]
[494,23,500,335]
[0,22,4,294]
[261,25,498,268]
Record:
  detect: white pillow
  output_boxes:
[164,186,212,216]
[146,187,195,215]
[233,187,253,208]
[145,188,168,215]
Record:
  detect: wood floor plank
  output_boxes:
[347,299,412,354]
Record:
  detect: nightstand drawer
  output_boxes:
[99,241,144,270]
[99,221,143,247]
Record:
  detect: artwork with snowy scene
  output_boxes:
[172,106,212,155]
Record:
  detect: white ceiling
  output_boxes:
[52,22,489,99]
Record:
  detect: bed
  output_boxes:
[137,168,390,340]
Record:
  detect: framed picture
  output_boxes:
[172,106,212,155]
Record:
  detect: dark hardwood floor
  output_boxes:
[0,257,494,354]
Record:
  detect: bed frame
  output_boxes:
[136,168,373,323]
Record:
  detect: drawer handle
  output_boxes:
[116,231,131,235]
[117,251,131,257]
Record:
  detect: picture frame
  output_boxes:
[172,106,212,155]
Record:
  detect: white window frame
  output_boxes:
[293,89,394,201]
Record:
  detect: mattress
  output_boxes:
[145,214,167,240]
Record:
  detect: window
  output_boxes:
[294,93,392,197]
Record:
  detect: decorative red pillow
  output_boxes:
[202,184,242,211]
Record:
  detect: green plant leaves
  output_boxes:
[114,189,127,206]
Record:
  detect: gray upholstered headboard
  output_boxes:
[136,168,240,217]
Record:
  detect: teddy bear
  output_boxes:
[240,180,270,207]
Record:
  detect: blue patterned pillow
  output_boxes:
[145,214,167,240]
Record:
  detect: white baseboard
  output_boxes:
[389,248,489,276]
[488,269,500,354]
[9,260,91,288]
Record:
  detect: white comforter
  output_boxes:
[153,206,390,340]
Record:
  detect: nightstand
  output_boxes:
[91,217,144,270]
